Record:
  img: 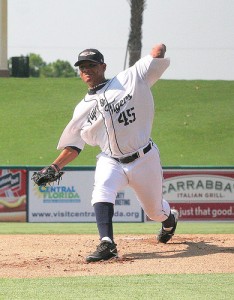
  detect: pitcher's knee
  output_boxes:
[91,187,116,206]
[147,212,168,223]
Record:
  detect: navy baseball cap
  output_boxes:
[74,49,104,67]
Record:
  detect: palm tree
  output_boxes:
[125,0,146,68]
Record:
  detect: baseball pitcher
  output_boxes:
[32,43,179,262]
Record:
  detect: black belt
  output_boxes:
[112,142,152,164]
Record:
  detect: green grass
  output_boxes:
[0,221,233,234]
[1,274,233,300]
[0,78,233,166]
[153,80,234,166]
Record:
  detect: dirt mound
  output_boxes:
[1,234,233,278]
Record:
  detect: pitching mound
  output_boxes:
[1,234,233,278]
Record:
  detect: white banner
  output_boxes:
[163,174,234,203]
[28,170,142,222]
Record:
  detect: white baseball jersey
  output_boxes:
[57,55,170,157]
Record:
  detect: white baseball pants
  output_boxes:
[92,143,171,222]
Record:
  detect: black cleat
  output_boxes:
[157,209,179,243]
[86,241,118,262]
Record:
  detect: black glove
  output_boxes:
[31,164,64,187]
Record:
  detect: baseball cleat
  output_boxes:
[86,241,118,262]
[157,209,179,243]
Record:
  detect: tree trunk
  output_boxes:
[127,0,146,67]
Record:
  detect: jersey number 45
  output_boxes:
[118,107,136,126]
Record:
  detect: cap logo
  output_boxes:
[80,51,96,57]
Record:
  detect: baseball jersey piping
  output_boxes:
[101,79,117,156]
[83,79,117,156]
[102,77,125,156]
[96,96,113,156]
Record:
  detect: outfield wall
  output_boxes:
[0,166,233,222]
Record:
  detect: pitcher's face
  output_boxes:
[79,61,106,88]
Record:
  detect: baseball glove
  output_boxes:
[31,164,64,187]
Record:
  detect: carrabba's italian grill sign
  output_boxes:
[162,169,234,220]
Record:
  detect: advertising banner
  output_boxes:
[0,169,27,222]
[162,168,234,221]
[28,170,143,222]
